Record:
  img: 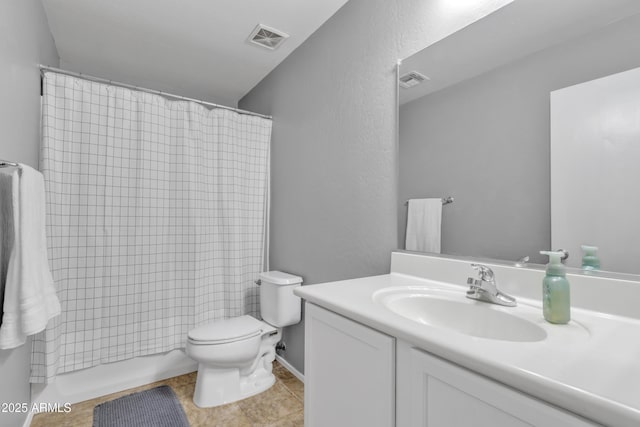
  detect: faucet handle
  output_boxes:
[470,263,494,282]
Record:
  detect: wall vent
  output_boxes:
[248,24,289,50]
[399,71,429,89]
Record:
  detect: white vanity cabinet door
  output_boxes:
[304,303,395,427]
[397,341,597,427]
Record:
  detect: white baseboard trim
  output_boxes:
[22,411,34,427]
[275,354,304,383]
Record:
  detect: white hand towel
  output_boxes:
[405,198,442,253]
[0,164,61,349]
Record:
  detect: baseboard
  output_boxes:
[22,411,34,427]
[275,354,304,383]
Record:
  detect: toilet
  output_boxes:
[185,271,302,408]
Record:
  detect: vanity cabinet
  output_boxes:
[304,303,599,427]
[304,303,395,427]
[396,341,597,427]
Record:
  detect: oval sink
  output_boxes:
[374,287,547,342]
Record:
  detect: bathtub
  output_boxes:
[31,349,197,406]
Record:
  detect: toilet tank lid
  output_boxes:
[259,271,303,285]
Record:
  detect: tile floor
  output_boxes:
[31,361,304,426]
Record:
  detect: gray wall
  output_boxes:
[399,13,640,265]
[239,0,512,373]
[0,1,59,425]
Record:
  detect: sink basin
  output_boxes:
[373,287,547,342]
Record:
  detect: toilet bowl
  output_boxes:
[185,271,302,408]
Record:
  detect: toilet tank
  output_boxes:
[259,271,303,327]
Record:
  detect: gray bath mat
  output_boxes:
[93,385,190,427]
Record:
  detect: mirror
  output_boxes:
[398,0,640,274]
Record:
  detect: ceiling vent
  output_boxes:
[248,24,289,50]
[399,71,429,89]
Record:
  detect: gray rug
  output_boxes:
[93,385,190,427]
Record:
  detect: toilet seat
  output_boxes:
[188,315,264,345]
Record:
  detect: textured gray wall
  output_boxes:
[399,13,640,265]
[0,1,59,425]
[239,0,513,373]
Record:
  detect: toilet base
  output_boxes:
[193,364,276,408]
[191,327,281,408]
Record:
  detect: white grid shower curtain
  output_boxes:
[31,72,271,382]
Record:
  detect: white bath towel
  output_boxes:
[0,171,16,324]
[0,165,60,349]
[405,198,442,253]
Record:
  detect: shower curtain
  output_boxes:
[31,72,271,382]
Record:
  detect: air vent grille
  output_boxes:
[399,71,429,89]
[248,24,289,50]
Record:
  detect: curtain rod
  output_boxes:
[38,65,272,120]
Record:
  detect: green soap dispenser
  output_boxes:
[540,251,571,324]
[581,245,600,271]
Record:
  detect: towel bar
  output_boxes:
[404,197,454,206]
[0,159,20,168]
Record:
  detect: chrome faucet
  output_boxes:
[466,264,516,307]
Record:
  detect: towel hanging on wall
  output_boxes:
[405,198,442,253]
[0,164,60,349]
[0,170,15,330]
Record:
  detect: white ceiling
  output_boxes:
[41,0,349,107]
[399,0,640,105]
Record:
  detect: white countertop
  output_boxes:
[295,270,640,427]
